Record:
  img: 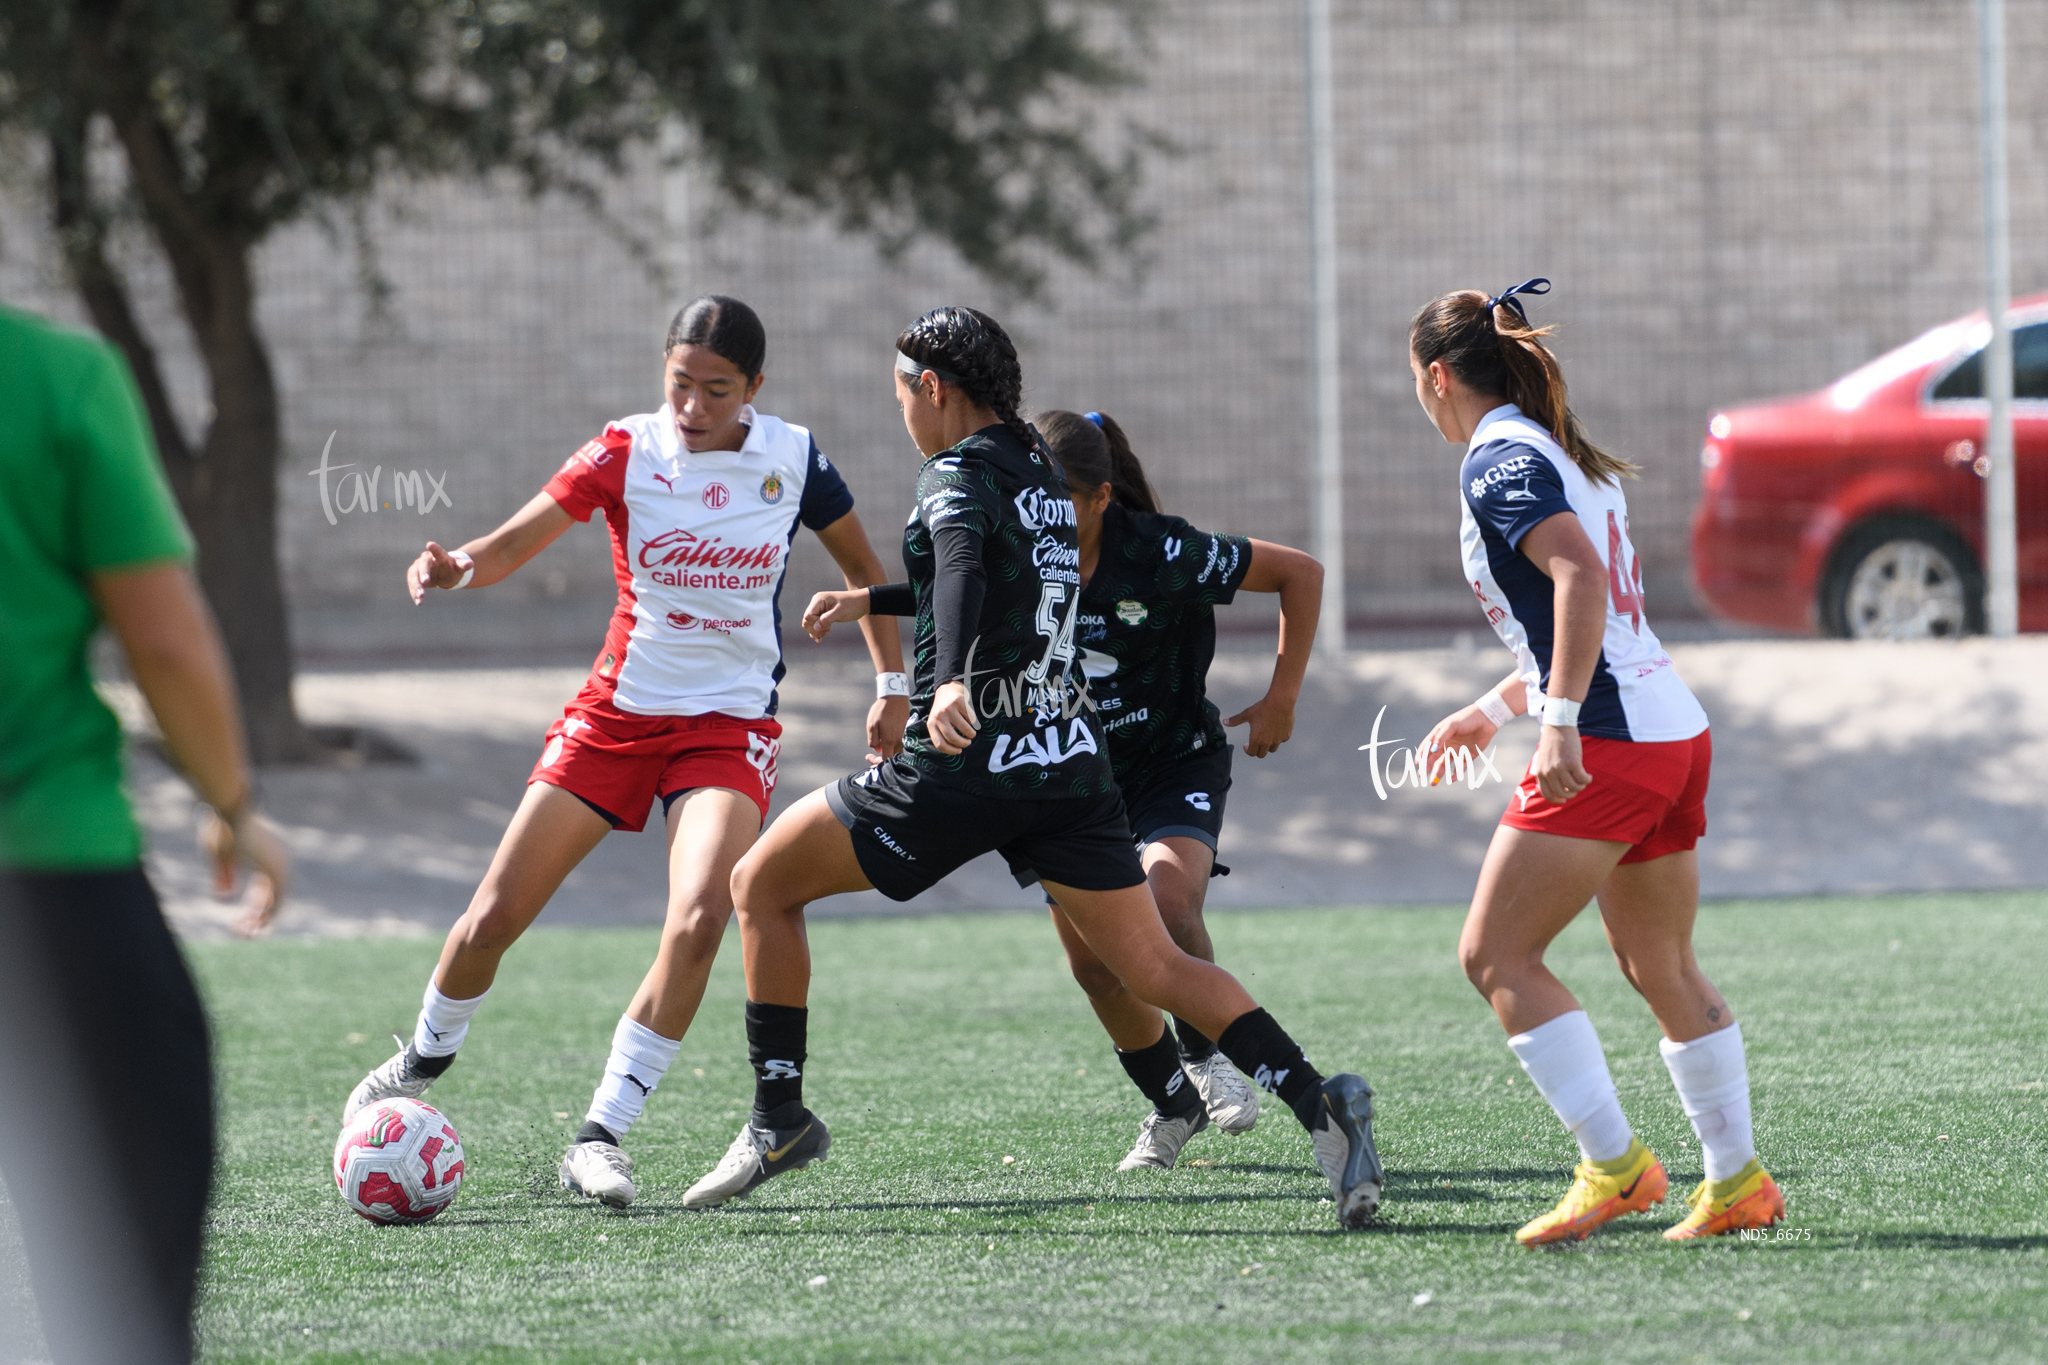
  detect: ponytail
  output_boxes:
[1408,282,1636,485]
[1034,410,1161,513]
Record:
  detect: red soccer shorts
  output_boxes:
[1500,729,1711,864]
[528,687,781,831]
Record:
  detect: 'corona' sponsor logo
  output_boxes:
[1013,487,1076,531]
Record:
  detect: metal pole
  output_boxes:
[1981,0,2018,637]
[1305,0,1346,657]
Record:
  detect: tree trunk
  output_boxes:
[76,94,315,763]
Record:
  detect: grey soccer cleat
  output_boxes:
[682,1111,831,1209]
[1308,1073,1383,1230]
[1117,1106,1211,1171]
[342,1036,438,1124]
[1184,1052,1259,1134]
[559,1140,638,1208]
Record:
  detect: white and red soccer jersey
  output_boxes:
[1458,404,1707,742]
[544,403,854,718]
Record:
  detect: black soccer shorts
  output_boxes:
[825,756,1147,903]
[1013,743,1234,892]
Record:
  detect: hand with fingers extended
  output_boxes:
[1529,723,1592,804]
[199,805,292,938]
[1421,705,1500,787]
[1224,691,1298,758]
[802,588,870,642]
[926,680,978,755]
[406,542,470,604]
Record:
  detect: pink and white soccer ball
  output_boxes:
[333,1098,465,1225]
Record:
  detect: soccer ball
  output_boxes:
[333,1098,465,1225]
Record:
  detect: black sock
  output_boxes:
[1116,1028,1204,1119]
[405,1044,456,1079]
[575,1119,620,1147]
[746,1000,807,1124]
[1172,1016,1219,1062]
[1217,1008,1325,1130]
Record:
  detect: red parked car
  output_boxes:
[1692,293,2048,637]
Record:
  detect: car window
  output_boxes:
[1930,321,2048,401]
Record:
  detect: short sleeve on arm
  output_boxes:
[914,459,994,539]
[1461,441,1573,549]
[68,346,192,571]
[543,427,633,522]
[798,439,855,531]
[1160,522,1253,608]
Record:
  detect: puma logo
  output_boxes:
[623,1073,653,1097]
[765,1123,813,1162]
[652,472,678,494]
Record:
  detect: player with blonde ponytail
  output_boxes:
[1410,278,1782,1246]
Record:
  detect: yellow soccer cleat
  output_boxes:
[1515,1138,1668,1247]
[1662,1160,1785,1241]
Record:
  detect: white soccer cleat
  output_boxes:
[1184,1052,1258,1133]
[682,1112,830,1210]
[1116,1107,1210,1170]
[559,1140,638,1208]
[342,1038,436,1125]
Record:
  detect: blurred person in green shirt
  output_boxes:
[0,305,289,1365]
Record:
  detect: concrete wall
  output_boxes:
[3,0,2044,659]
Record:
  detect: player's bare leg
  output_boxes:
[344,783,610,1122]
[563,786,761,1208]
[683,789,869,1208]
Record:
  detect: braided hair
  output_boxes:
[895,306,1039,454]
[1035,410,1160,513]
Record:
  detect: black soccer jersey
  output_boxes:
[900,424,1115,800]
[1075,503,1253,783]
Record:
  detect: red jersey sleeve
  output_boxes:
[543,426,632,522]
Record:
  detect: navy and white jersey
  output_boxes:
[1459,404,1707,742]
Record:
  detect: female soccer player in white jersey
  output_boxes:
[679,306,1385,1230]
[1409,279,1782,1245]
[341,296,909,1209]
[1021,410,1325,1171]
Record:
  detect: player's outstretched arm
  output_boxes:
[1225,539,1323,758]
[405,492,575,604]
[813,510,910,758]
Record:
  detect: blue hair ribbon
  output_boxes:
[1083,411,1104,428]
[1484,277,1550,321]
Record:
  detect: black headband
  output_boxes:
[1484,277,1551,321]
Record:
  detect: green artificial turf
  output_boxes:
[18,892,2048,1363]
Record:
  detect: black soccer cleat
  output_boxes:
[1308,1073,1383,1229]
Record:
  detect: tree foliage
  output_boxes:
[0,0,1149,759]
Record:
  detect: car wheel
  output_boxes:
[1819,517,1983,640]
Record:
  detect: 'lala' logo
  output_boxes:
[702,482,730,509]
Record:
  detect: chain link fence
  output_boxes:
[2,0,2043,657]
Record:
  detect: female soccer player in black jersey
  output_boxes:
[681,306,1384,1229]
[1022,410,1326,1171]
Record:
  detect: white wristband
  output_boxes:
[1541,695,1582,728]
[876,672,910,699]
[450,550,476,590]
[1474,689,1515,729]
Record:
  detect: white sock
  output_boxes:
[413,982,488,1059]
[1508,1010,1635,1164]
[1660,1022,1756,1182]
[584,1016,683,1142]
